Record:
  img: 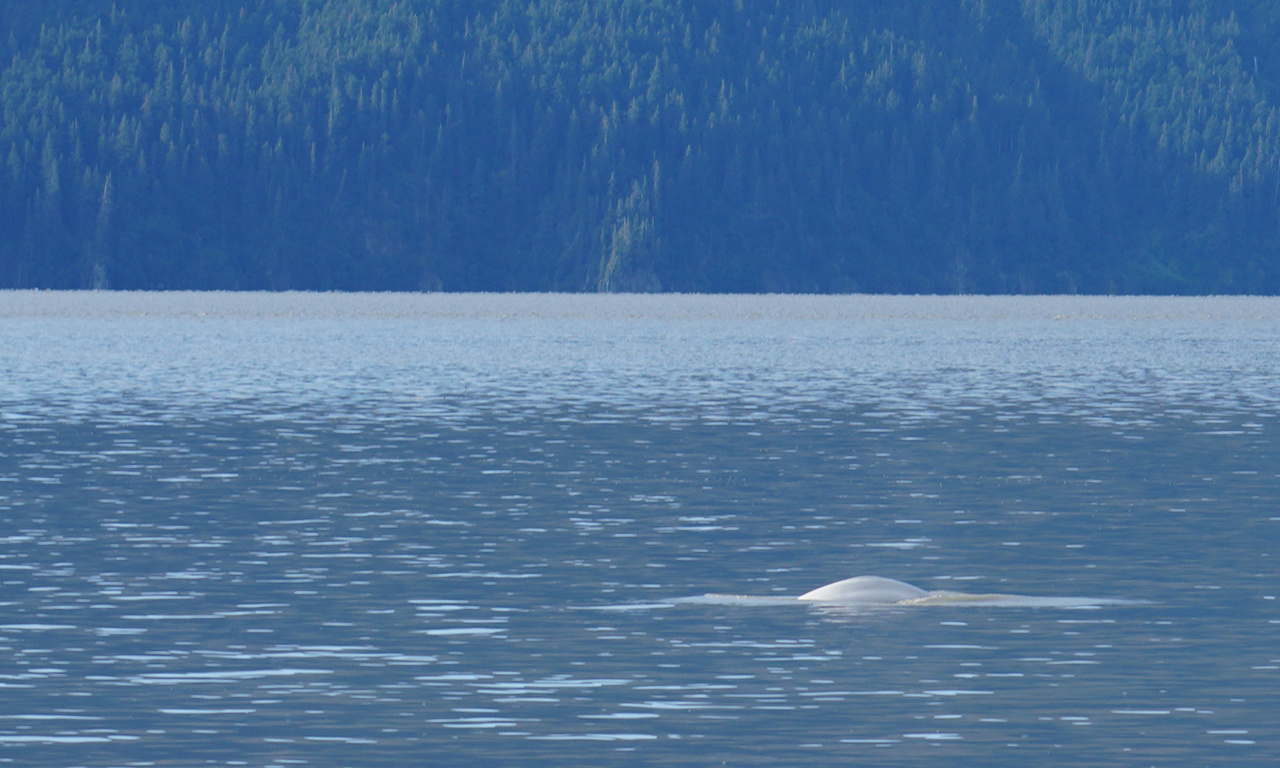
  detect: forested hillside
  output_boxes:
[3,0,1280,293]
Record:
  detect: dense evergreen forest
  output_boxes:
[3,0,1280,292]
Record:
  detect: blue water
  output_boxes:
[1,292,1278,765]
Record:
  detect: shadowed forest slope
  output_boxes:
[3,0,1280,292]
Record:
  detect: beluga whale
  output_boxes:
[797,575,930,604]
[792,575,1133,609]
[590,575,1137,612]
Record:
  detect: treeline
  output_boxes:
[2,0,1279,293]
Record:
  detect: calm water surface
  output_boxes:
[1,292,1277,766]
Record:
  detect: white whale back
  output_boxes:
[797,575,928,603]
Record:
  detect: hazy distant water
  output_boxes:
[1,292,1278,766]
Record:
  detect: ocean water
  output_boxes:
[0,291,1277,766]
